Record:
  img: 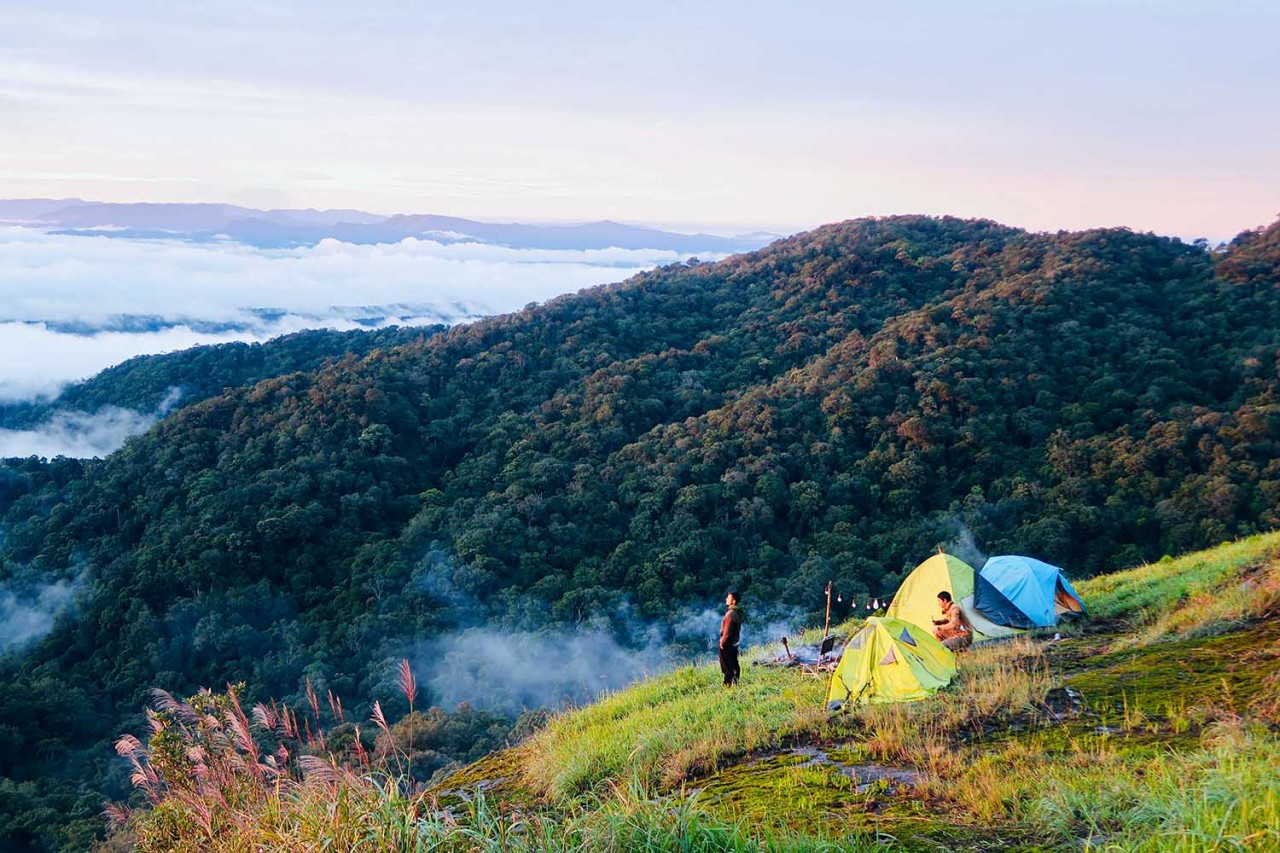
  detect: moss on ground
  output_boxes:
[1066,621,1280,719]
[688,748,1058,852]
[424,745,541,811]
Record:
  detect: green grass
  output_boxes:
[1065,621,1280,720]
[1030,722,1280,851]
[1077,531,1280,646]
[116,533,1280,852]
[521,663,831,797]
[517,617,1052,802]
[125,773,870,852]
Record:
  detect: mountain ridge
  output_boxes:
[0,213,1278,850]
[0,198,775,252]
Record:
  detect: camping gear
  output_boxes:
[825,617,956,707]
[760,637,839,673]
[977,555,1086,628]
[885,553,1021,642]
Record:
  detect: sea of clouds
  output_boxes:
[0,228,703,458]
[0,227,698,403]
[0,388,183,458]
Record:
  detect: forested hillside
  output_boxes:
[2,215,1278,850]
[0,326,440,431]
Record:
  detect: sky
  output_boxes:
[1,1,1277,239]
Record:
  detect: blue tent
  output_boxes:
[975,556,1085,628]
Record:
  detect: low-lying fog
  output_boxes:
[0,228,713,456]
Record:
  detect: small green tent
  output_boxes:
[826,616,957,707]
[886,552,1021,642]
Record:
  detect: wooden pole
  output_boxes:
[823,580,833,640]
[820,581,834,663]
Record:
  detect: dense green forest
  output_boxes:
[1,215,1279,850]
[0,325,441,430]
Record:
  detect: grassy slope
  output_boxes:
[432,533,1280,851]
[116,534,1280,851]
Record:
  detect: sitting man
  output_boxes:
[932,590,972,651]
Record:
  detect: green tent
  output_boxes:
[826,616,956,707]
[885,552,1021,642]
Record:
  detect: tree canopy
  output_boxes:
[2,215,1279,849]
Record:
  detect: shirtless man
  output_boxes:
[932,590,972,651]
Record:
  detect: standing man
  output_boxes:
[719,591,745,686]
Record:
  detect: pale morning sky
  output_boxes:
[0,0,1276,239]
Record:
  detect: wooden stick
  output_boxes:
[822,581,833,656]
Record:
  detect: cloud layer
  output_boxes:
[0,228,692,401]
[0,389,181,459]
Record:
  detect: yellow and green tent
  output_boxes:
[826,616,956,707]
[886,552,1022,642]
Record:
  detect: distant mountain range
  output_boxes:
[0,198,776,252]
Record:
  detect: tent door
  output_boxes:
[1054,582,1084,615]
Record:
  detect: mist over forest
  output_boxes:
[1,213,1279,850]
[0,223,726,406]
[0,215,750,460]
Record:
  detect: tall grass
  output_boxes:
[845,636,1053,786]
[1029,722,1280,851]
[117,734,866,852]
[1078,531,1280,646]
[113,535,1280,852]
[109,669,856,852]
